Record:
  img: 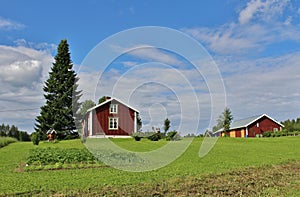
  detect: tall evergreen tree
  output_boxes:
[35,39,81,140]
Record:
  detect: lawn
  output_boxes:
[0,137,299,196]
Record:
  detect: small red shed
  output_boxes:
[216,114,284,138]
[82,97,139,138]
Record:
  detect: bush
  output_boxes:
[262,131,272,137]
[31,132,40,145]
[166,131,178,141]
[147,133,162,141]
[133,135,142,141]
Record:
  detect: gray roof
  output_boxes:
[215,114,284,133]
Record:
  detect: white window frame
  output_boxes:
[108,117,118,130]
[273,128,278,132]
[109,104,118,114]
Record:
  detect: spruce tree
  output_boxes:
[35,39,81,140]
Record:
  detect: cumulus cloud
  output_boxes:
[183,0,300,55]
[181,0,300,126]
[0,45,53,132]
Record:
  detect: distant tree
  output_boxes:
[35,39,82,140]
[223,108,233,132]
[215,108,233,133]
[79,100,96,116]
[19,131,31,141]
[136,114,142,132]
[10,125,19,140]
[98,96,108,104]
[163,118,171,134]
[0,123,31,141]
[282,118,300,132]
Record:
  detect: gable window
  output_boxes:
[256,122,259,127]
[109,117,118,130]
[109,104,118,114]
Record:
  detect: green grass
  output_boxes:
[0,137,17,148]
[109,137,168,152]
[0,137,300,195]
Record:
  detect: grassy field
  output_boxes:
[0,137,299,196]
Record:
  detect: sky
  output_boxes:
[0,0,300,134]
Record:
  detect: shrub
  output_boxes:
[262,131,272,137]
[133,135,142,141]
[132,133,142,141]
[147,133,162,141]
[166,131,178,141]
[31,132,40,145]
[275,132,282,137]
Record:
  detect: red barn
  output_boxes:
[82,97,139,138]
[217,114,284,138]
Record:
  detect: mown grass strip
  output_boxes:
[72,161,300,197]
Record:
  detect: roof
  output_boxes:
[216,114,284,133]
[86,97,139,113]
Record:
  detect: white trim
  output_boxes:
[108,117,118,130]
[87,97,139,113]
[109,104,118,114]
[134,111,137,133]
[246,114,284,128]
[88,111,93,136]
[88,135,132,138]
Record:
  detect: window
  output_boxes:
[256,122,259,127]
[109,104,118,114]
[109,117,118,130]
[273,128,278,132]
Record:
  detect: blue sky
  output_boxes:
[1,0,300,133]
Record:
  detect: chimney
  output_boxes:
[106,96,111,100]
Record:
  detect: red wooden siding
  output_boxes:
[92,100,135,136]
[221,115,282,138]
[247,116,281,137]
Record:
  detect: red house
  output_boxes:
[217,114,284,138]
[82,97,139,138]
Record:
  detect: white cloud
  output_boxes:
[238,0,290,24]
[181,0,300,127]
[183,23,268,54]
[0,45,53,132]
[0,17,24,30]
[284,16,293,25]
[222,52,300,122]
[183,0,300,56]
[14,39,57,52]
[110,44,183,66]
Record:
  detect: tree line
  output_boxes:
[0,123,31,141]
[281,118,300,132]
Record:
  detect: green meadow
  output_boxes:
[0,137,299,196]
